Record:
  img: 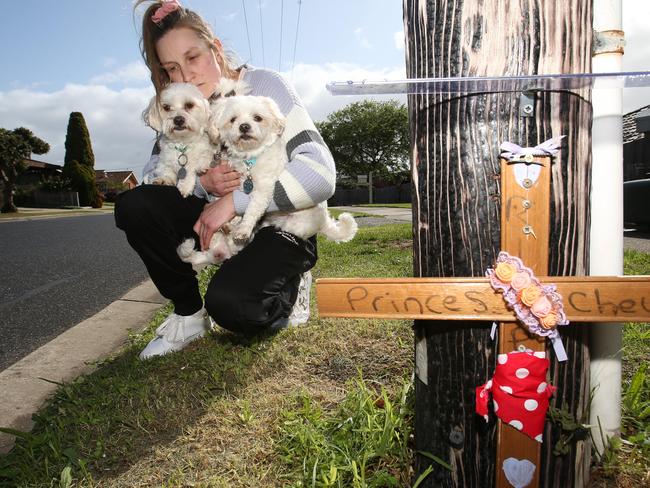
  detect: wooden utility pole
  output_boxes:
[403,1,593,486]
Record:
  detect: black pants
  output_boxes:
[114,185,317,335]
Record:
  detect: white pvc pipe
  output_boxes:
[590,0,624,455]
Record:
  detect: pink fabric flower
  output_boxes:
[152,0,181,24]
[511,272,532,291]
[531,295,552,318]
[540,312,558,330]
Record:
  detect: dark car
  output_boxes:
[624,178,650,229]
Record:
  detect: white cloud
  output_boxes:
[221,12,238,22]
[0,62,406,180]
[394,31,404,50]
[353,27,372,50]
[283,62,407,122]
[90,61,150,85]
[0,84,155,178]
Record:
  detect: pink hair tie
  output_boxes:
[486,251,570,361]
[152,0,181,24]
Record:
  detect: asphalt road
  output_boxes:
[0,214,149,371]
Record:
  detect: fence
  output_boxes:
[33,191,80,208]
[328,183,411,206]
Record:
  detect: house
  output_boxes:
[15,159,63,186]
[94,170,139,195]
[0,159,64,208]
[623,104,650,181]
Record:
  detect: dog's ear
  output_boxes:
[263,97,286,136]
[200,97,210,114]
[199,97,212,126]
[207,116,220,144]
[143,95,163,132]
[207,101,226,143]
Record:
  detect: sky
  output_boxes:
[0,0,649,179]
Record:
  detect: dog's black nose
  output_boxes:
[239,123,251,133]
[173,115,185,126]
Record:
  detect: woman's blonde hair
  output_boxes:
[134,1,239,95]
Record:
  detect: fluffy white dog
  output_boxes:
[208,77,250,145]
[217,95,289,241]
[177,94,357,270]
[144,83,215,197]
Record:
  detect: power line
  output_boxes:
[241,0,253,62]
[258,0,266,67]
[291,0,302,77]
[278,0,284,71]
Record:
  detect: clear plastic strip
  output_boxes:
[326,71,650,96]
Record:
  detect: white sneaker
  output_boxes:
[287,271,312,326]
[139,307,212,360]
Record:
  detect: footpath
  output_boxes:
[0,280,166,453]
[0,206,113,224]
[1,207,162,453]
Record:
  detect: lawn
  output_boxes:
[0,223,415,487]
[0,223,647,487]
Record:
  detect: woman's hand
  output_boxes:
[193,193,237,250]
[199,163,241,197]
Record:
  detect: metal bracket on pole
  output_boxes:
[520,90,536,118]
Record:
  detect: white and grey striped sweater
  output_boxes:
[142,66,336,215]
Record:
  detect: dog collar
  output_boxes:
[169,143,189,179]
[242,157,256,194]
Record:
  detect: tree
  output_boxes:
[316,100,410,184]
[62,160,99,208]
[64,112,95,168]
[0,127,50,213]
[63,112,101,207]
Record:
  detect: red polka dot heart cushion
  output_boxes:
[476,350,557,442]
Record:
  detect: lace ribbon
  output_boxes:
[486,251,569,361]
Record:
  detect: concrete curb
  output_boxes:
[0,280,166,454]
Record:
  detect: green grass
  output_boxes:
[0,225,647,487]
[277,376,413,487]
[594,250,650,485]
[328,208,375,219]
[354,203,411,209]
[0,223,414,487]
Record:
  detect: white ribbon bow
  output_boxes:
[500,136,565,162]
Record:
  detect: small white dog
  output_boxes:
[177,94,357,270]
[216,95,289,241]
[143,83,215,197]
[207,77,251,158]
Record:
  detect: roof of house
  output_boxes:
[24,158,62,170]
[95,170,138,185]
[623,104,650,144]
